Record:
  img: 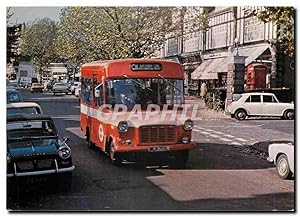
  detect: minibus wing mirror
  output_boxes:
[94,89,100,98]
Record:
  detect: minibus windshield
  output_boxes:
[105,78,184,109]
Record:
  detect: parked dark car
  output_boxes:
[7,81,21,91]
[7,89,23,104]
[7,114,75,184]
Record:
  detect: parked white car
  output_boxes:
[74,85,81,97]
[7,102,43,116]
[70,82,81,94]
[52,82,69,95]
[226,92,294,120]
[267,142,294,179]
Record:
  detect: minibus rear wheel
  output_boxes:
[86,128,94,149]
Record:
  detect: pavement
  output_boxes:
[185,96,229,120]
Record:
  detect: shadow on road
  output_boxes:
[187,143,274,170]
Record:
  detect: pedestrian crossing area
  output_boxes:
[192,126,250,146]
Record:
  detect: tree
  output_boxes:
[7,24,22,64]
[245,7,294,57]
[55,7,208,67]
[20,18,59,78]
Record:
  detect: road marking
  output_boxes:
[219,138,232,142]
[65,127,85,139]
[224,134,235,138]
[204,129,215,132]
[235,138,247,142]
[199,131,210,135]
[210,134,220,138]
[193,129,200,132]
[230,142,243,146]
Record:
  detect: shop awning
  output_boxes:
[192,44,270,80]
[239,44,270,66]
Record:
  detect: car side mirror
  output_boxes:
[63,137,70,142]
[94,89,100,98]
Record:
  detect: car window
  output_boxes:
[7,107,40,115]
[245,96,251,102]
[250,95,261,103]
[263,95,274,103]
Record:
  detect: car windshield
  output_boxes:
[7,107,40,115]
[7,120,57,139]
[8,138,58,148]
[55,83,67,87]
[105,78,184,109]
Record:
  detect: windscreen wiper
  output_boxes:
[123,75,152,92]
[157,74,183,94]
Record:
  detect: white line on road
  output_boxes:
[210,134,220,138]
[230,142,243,146]
[235,138,248,142]
[219,138,232,142]
[199,131,210,135]
[223,134,235,138]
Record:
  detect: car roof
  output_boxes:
[6,89,20,93]
[7,102,41,109]
[7,114,53,123]
[242,92,275,96]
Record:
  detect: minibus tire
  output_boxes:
[86,128,94,149]
[109,140,122,166]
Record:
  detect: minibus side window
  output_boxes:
[95,83,104,107]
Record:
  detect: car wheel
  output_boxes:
[86,129,94,149]
[283,110,294,120]
[276,154,292,179]
[234,109,247,120]
[109,140,122,166]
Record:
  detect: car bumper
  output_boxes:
[7,165,75,177]
[115,143,195,152]
[31,88,43,91]
[52,90,68,93]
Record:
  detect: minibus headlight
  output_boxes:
[58,147,71,160]
[118,121,128,132]
[184,120,193,131]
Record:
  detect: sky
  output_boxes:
[8,7,64,25]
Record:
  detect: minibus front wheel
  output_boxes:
[109,140,122,166]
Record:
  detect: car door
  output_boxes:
[244,94,263,115]
[262,94,280,116]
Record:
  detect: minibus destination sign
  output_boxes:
[131,63,162,71]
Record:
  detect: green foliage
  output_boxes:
[55,7,208,68]
[20,18,59,74]
[7,24,21,64]
[245,7,294,57]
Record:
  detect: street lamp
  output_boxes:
[234,38,240,56]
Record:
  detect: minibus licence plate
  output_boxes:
[148,146,170,152]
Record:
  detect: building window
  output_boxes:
[244,16,265,43]
[166,38,179,56]
[211,24,228,48]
